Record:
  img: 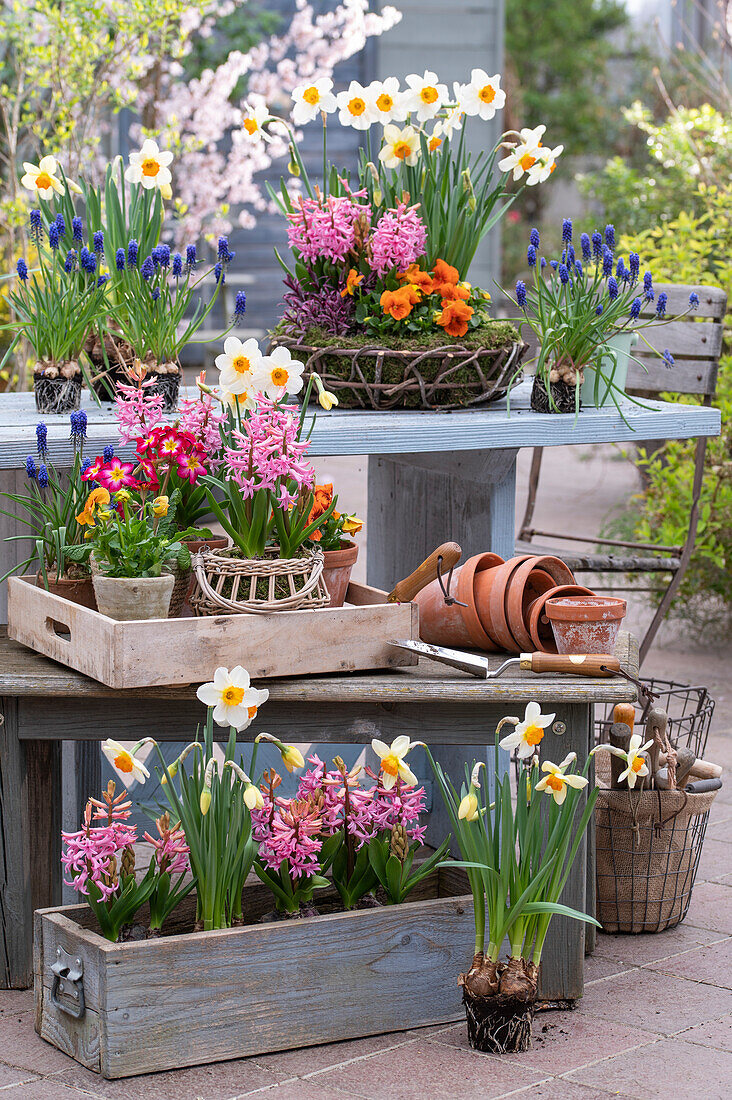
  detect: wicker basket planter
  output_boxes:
[595,786,717,933]
[270,335,526,410]
[189,545,330,615]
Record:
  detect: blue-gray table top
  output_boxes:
[0,383,720,467]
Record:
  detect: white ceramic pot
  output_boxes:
[92,572,175,620]
[581,331,640,408]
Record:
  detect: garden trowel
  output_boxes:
[388,639,622,679]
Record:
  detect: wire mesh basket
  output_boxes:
[594,679,714,759]
[595,786,715,933]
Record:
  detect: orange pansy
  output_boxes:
[432,258,459,286]
[340,268,364,298]
[398,265,434,295]
[436,299,474,338]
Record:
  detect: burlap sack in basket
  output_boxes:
[595,785,716,934]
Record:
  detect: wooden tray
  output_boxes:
[35,869,472,1078]
[7,577,418,689]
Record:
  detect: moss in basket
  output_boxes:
[214,548,313,603]
[272,321,521,408]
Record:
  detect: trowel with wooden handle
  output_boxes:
[388,639,621,679]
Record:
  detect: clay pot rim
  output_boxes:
[457,552,505,651]
[321,540,359,564]
[505,555,576,652]
[485,555,534,653]
[545,595,627,622]
[527,584,596,652]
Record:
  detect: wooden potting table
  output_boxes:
[0,387,718,996]
[0,629,637,995]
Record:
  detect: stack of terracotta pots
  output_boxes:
[415,553,598,654]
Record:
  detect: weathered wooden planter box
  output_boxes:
[35,870,472,1078]
[8,577,418,688]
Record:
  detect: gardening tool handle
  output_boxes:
[387,542,462,603]
[520,653,621,677]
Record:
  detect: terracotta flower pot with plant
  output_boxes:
[304,483,363,607]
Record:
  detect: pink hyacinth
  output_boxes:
[114,379,165,446]
[368,203,427,277]
[144,814,189,876]
[287,193,371,265]
[177,392,226,471]
[258,798,324,880]
[224,399,315,498]
[62,787,138,900]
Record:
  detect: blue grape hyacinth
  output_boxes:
[127,239,139,267]
[26,456,37,479]
[527,244,537,267]
[581,233,591,262]
[515,279,527,308]
[234,290,247,320]
[530,227,540,248]
[630,297,642,319]
[562,218,573,244]
[38,464,49,489]
[656,293,668,318]
[36,422,48,458]
[72,217,83,242]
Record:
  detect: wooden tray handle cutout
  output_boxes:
[45,616,72,641]
[521,653,621,677]
[388,542,462,604]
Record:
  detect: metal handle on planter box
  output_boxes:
[50,946,85,1019]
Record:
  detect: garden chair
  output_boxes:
[516,283,727,665]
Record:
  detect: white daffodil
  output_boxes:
[499,701,556,760]
[534,752,589,806]
[456,69,506,121]
[498,141,542,181]
[336,80,376,130]
[291,78,337,125]
[403,70,448,122]
[379,124,420,170]
[125,139,173,192]
[367,77,408,125]
[259,345,305,399]
[20,155,65,199]
[371,735,418,790]
[215,336,267,394]
[527,144,563,185]
[433,106,464,143]
[101,739,150,785]
[196,666,269,731]
[596,733,654,789]
[519,124,547,146]
[240,101,273,143]
[220,387,259,414]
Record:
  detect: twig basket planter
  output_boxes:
[34,364,82,414]
[270,337,526,410]
[188,546,330,615]
[34,869,472,1078]
[595,786,717,933]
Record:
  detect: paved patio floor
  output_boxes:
[1,446,729,1098]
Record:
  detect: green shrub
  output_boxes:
[620,184,732,629]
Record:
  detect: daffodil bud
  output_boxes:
[244,783,264,811]
[199,788,212,815]
[318,389,339,411]
[458,790,479,822]
[281,744,305,773]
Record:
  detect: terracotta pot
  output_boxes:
[504,556,575,652]
[36,572,97,611]
[92,573,174,621]
[527,584,597,652]
[545,595,627,655]
[414,552,503,650]
[321,541,359,608]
